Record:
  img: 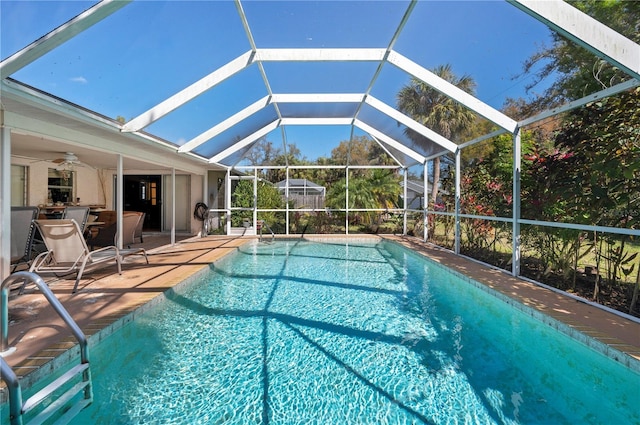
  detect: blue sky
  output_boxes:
[1,1,554,163]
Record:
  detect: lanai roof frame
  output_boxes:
[2,0,639,168]
[2,0,640,283]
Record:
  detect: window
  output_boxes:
[48,168,75,204]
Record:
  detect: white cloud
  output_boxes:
[70,76,87,84]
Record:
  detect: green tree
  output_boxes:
[520,88,640,304]
[370,169,402,209]
[519,0,640,110]
[231,180,284,227]
[326,169,401,226]
[397,64,477,206]
[553,88,639,298]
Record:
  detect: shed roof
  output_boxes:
[276,179,325,191]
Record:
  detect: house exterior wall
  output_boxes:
[10,157,204,235]
[10,156,103,207]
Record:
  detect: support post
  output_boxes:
[285,167,290,235]
[345,166,349,235]
[423,160,428,242]
[171,167,176,246]
[253,168,258,232]
[512,128,522,276]
[116,154,123,249]
[0,126,10,283]
[202,171,208,230]
[226,169,232,235]
[454,149,461,254]
[403,168,408,236]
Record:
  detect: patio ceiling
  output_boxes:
[1,0,639,170]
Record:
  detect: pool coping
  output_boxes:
[2,234,639,403]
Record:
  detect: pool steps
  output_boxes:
[1,272,92,425]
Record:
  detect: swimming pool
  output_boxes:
[51,239,639,423]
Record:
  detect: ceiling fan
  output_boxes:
[52,152,82,168]
[50,152,95,178]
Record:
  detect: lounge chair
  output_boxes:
[134,212,145,243]
[119,213,148,263]
[124,211,145,243]
[62,206,91,233]
[86,213,148,262]
[10,207,39,272]
[29,219,122,293]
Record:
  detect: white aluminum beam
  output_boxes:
[519,78,640,127]
[365,96,458,152]
[255,48,386,62]
[123,50,256,132]
[354,119,425,164]
[178,95,271,153]
[178,93,365,155]
[209,119,279,163]
[387,51,519,133]
[508,0,640,80]
[370,135,403,167]
[461,79,639,148]
[271,93,365,103]
[425,150,450,162]
[459,128,508,150]
[280,118,353,126]
[362,1,417,98]
[0,0,130,79]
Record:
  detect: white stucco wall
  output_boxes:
[11,157,204,234]
[10,156,103,207]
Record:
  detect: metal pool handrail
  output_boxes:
[257,220,275,243]
[1,271,92,425]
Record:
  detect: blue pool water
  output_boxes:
[62,240,637,424]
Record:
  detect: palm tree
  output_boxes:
[370,169,402,209]
[396,64,476,206]
[325,169,402,226]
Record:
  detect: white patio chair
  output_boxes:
[28,219,122,293]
